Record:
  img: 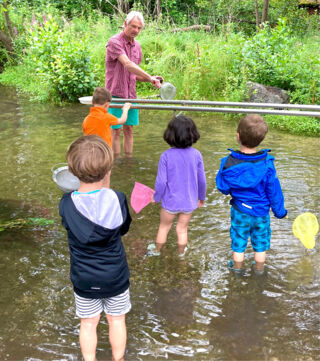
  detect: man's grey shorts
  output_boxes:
[74,288,131,318]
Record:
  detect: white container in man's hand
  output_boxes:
[159,82,176,100]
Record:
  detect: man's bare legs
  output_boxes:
[106,314,127,361]
[79,315,100,361]
[155,209,192,254]
[111,128,122,157]
[111,125,133,157]
[123,125,133,156]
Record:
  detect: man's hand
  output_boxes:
[150,76,161,89]
[155,76,164,83]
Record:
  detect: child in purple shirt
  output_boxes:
[150,115,206,256]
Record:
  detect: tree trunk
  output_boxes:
[254,0,260,28]
[154,0,161,17]
[123,0,130,13]
[0,2,14,54]
[115,0,130,14]
[3,1,14,39]
[261,0,270,24]
[146,0,151,16]
[0,30,14,53]
[116,0,123,12]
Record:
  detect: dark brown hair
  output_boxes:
[67,135,113,183]
[163,115,200,148]
[237,114,268,148]
[92,87,112,105]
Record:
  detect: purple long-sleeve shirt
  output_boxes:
[154,147,206,212]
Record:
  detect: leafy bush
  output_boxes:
[242,19,296,89]
[26,17,99,102]
[241,19,320,104]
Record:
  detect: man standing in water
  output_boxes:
[105,11,163,157]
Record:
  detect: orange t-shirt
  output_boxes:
[82,106,118,148]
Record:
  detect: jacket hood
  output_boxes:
[59,193,119,245]
[220,149,273,189]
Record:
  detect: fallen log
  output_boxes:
[172,25,211,33]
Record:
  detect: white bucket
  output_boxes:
[159,82,176,100]
[52,163,80,193]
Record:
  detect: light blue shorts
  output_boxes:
[109,97,139,130]
[165,209,192,215]
[74,288,131,318]
[230,207,271,253]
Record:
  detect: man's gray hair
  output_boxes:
[126,11,145,27]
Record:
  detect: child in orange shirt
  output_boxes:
[82,87,131,148]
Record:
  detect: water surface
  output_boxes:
[0,85,319,361]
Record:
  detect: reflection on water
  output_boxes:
[0,85,319,360]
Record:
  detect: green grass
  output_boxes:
[265,115,320,137]
[0,11,319,135]
[0,60,51,102]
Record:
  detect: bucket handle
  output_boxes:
[51,163,68,173]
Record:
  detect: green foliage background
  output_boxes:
[0,0,319,135]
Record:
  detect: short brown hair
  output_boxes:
[92,87,112,105]
[237,114,268,148]
[67,135,113,183]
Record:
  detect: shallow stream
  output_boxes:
[0,85,319,361]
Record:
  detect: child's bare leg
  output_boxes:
[176,213,192,254]
[155,209,176,251]
[233,251,244,269]
[79,315,100,361]
[106,314,127,361]
[254,251,266,271]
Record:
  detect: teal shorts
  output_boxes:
[109,97,139,130]
[230,207,271,253]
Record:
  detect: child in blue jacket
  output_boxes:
[59,135,131,361]
[216,114,287,275]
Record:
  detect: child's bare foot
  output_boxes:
[178,245,188,258]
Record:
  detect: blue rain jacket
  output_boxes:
[216,149,287,218]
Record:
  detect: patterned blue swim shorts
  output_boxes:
[230,207,271,253]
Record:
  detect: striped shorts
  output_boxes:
[74,288,131,318]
